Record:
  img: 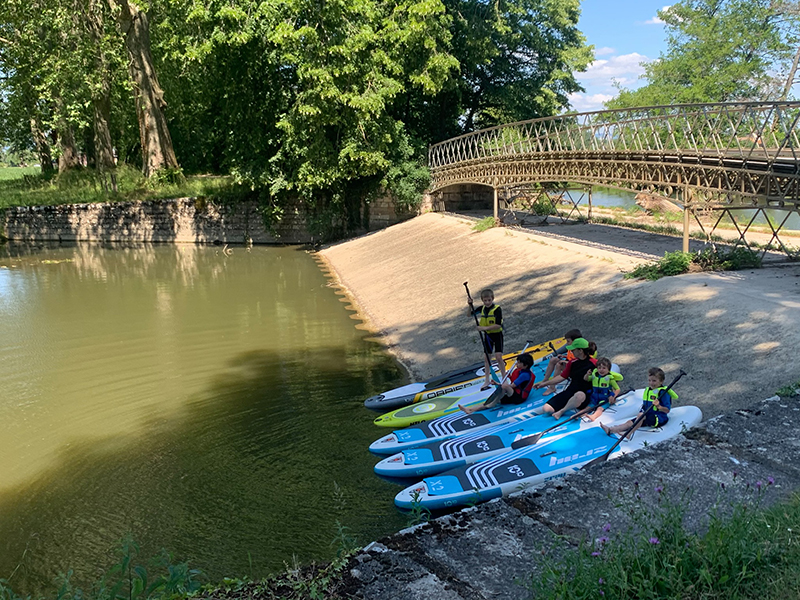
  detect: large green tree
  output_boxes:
[608,0,800,107]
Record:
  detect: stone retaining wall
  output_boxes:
[1,194,418,244]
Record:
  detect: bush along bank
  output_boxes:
[625,247,763,281]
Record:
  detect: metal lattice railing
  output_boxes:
[428,102,800,209]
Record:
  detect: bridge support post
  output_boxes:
[682,198,690,253]
[493,187,498,220]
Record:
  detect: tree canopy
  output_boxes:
[607,0,800,108]
[1,0,591,236]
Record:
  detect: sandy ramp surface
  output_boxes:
[321,212,800,417]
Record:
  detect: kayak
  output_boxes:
[394,406,702,510]
[369,362,619,455]
[373,361,549,428]
[375,389,642,478]
[364,337,567,411]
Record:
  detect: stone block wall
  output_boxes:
[0,198,310,244]
[429,183,494,212]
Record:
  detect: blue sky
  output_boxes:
[569,0,673,112]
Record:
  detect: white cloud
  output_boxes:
[567,93,615,113]
[594,47,616,57]
[644,5,671,25]
[580,53,650,82]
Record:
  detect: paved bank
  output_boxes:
[320,212,800,417]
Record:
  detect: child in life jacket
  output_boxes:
[583,357,623,421]
[601,367,675,439]
[459,352,535,415]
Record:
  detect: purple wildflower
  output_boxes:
[649,537,660,545]
[756,481,763,490]
[592,551,602,557]
[600,591,605,596]
[655,486,663,493]
[598,536,609,545]
[768,476,775,485]
[602,523,612,533]
[598,578,604,585]
[733,471,738,480]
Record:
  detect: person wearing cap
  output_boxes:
[532,337,597,419]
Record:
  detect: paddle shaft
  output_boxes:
[510,387,634,449]
[464,282,494,360]
[588,370,686,467]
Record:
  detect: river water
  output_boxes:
[0,243,408,594]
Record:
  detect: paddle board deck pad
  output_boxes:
[373,361,550,429]
[363,337,566,411]
[375,390,642,477]
[369,361,618,455]
[394,406,702,510]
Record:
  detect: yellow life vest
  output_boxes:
[479,305,502,333]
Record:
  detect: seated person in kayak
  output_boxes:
[470,288,506,390]
[458,352,535,415]
[601,367,675,439]
[584,357,623,421]
[541,328,581,396]
[532,338,597,419]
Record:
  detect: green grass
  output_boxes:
[472,216,498,232]
[0,166,39,181]
[0,165,243,211]
[625,247,763,281]
[526,485,800,600]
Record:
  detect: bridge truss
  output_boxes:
[428,102,800,259]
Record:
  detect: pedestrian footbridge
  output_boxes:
[428,102,800,257]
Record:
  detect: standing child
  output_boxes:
[459,353,535,414]
[583,357,623,421]
[469,288,506,390]
[601,367,675,439]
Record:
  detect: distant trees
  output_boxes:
[607,0,800,108]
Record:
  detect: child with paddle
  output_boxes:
[467,288,506,390]
[601,367,676,439]
[584,357,624,421]
[458,353,535,415]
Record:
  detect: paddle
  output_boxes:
[464,282,496,382]
[510,387,635,449]
[459,340,536,413]
[586,370,687,468]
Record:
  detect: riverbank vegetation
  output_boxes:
[0,0,592,239]
[625,247,763,280]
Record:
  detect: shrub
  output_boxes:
[626,247,762,281]
[472,216,498,232]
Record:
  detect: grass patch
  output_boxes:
[0,167,40,181]
[527,485,800,600]
[472,216,498,232]
[626,247,762,281]
[0,165,240,210]
[777,381,800,397]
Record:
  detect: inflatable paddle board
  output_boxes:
[369,362,619,455]
[394,405,702,510]
[364,337,566,411]
[376,389,642,477]
[373,361,549,428]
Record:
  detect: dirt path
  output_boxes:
[320,212,800,418]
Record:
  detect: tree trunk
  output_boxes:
[88,1,118,191]
[108,0,179,178]
[780,44,800,101]
[30,117,55,175]
[57,124,81,173]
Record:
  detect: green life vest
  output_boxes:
[479,305,502,333]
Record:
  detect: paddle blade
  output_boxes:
[511,432,542,450]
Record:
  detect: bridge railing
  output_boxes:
[429,102,800,170]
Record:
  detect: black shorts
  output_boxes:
[484,332,504,353]
[546,386,590,413]
[501,391,526,405]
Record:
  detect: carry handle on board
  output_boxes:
[586,370,687,468]
[510,387,635,450]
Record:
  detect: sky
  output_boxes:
[569,0,673,112]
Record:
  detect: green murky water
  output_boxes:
[0,243,407,594]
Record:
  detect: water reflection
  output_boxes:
[0,244,407,594]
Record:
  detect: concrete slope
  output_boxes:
[321,212,800,418]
